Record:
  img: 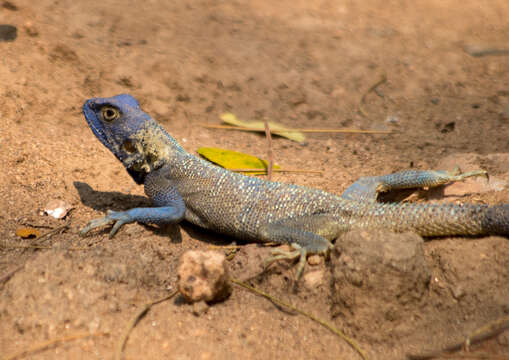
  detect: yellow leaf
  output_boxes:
[16,227,41,239]
[220,113,306,143]
[197,147,280,174]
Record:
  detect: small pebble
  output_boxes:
[385,115,399,124]
[43,199,73,219]
[451,284,465,300]
[307,255,323,266]
[23,21,38,37]
[191,300,209,316]
[303,270,325,290]
[178,250,231,303]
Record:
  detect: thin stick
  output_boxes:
[264,119,274,180]
[0,264,24,284]
[231,278,367,360]
[3,331,108,360]
[199,123,392,134]
[407,315,509,360]
[34,222,70,244]
[115,291,178,360]
[463,46,509,57]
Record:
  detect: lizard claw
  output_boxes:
[80,210,132,238]
[452,169,489,183]
[264,243,308,280]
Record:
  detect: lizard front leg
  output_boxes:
[81,172,186,238]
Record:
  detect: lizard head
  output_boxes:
[83,94,170,184]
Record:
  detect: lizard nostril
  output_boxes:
[122,139,136,153]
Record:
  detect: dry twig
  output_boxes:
[115,291,178,360]
[0,265,24,285]
[263,119,274,181]
[407,315,509,360]
[200,123,392,134]
[231,278,367,360]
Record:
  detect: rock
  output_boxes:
[303,270,325,290]
[450,284,465,300]
[178,250,232,303]
[191,300,209,316]
[307,254,323,266]
[43,199,73,219]
[498,331,509,346]
[23,21,39,37]
[330,230,430,325]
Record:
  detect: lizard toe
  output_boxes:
[264,243,309,280]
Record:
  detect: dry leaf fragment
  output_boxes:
[220,113,306,143]
[16,227,40,239]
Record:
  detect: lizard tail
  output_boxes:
[357,202,509,237]
[481,204,509,235]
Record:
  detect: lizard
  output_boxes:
[80,94,509,278]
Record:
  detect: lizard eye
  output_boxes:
[101,106,120,122]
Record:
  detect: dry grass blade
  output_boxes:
[33,222,70,244]
[463,44,509,57]
[200,123,392,134]
[0,265,24,285]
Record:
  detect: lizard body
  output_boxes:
[81,94,509,276]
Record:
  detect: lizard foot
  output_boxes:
[264,243,308,280]
[80,210,132,238]
[447,167,489,182]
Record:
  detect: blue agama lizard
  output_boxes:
[80,94,509,278]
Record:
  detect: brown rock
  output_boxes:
[330,230,430,327]
[303,270,325,290]
[178,250,232,303]
[307,254,323,266]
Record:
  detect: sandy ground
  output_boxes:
[1,1,509,359]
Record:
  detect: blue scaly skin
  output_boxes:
[80,94,509,278]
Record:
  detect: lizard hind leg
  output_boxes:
[264,243,308,280]
[258,221,335,280]
[341,168,488,203]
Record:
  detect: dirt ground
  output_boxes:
[1,1,509,359]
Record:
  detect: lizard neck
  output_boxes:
[125,122,187,175]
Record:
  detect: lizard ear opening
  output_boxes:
[122,139,136,153]
[101,106,120,122]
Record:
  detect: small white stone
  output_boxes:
[43,199,73,219]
